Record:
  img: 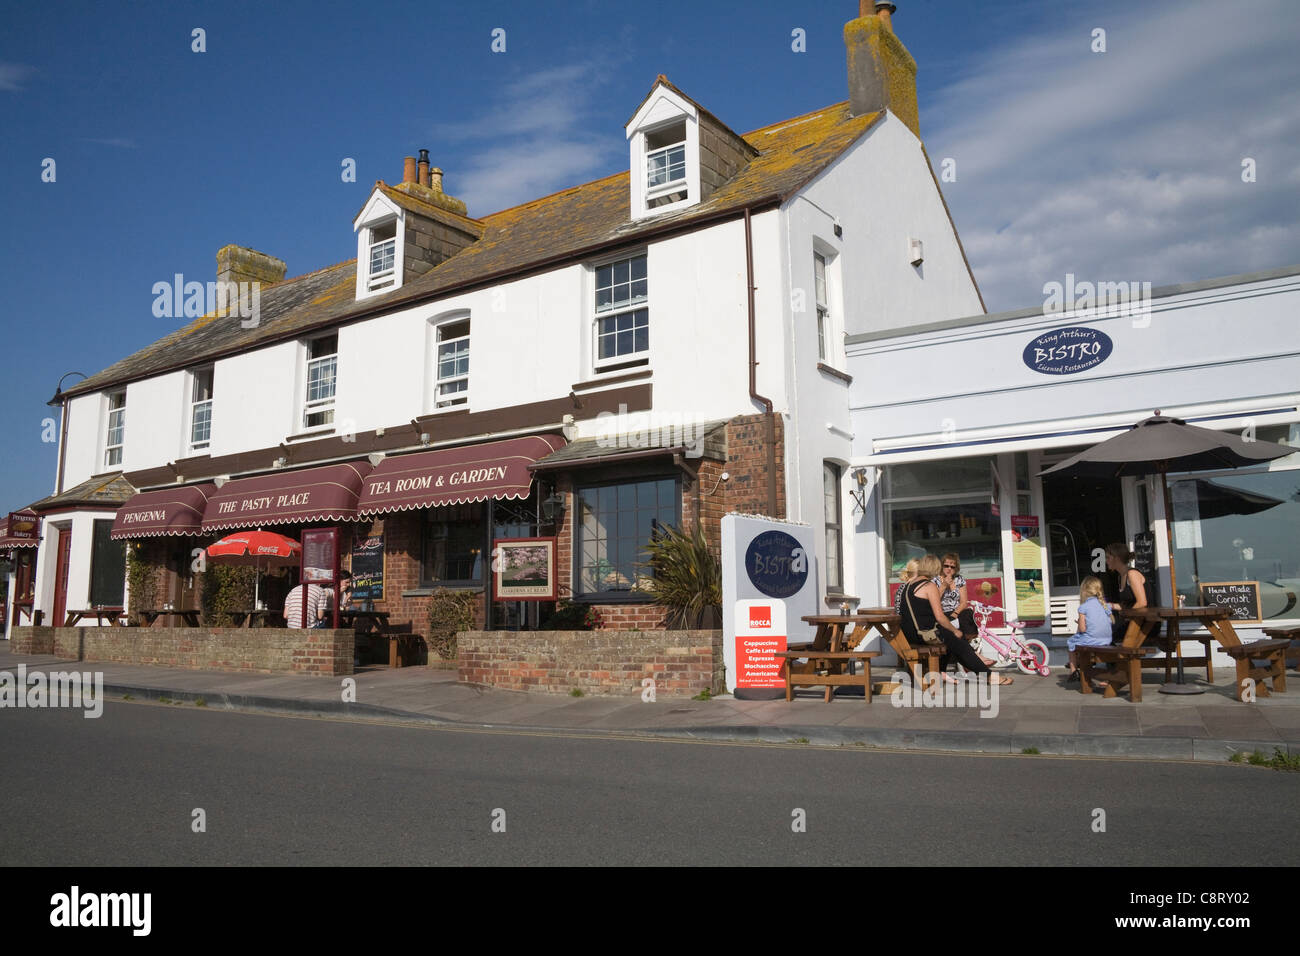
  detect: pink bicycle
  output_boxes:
[961,601,1051,676]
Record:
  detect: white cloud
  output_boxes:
[927,0,1300,312]
[431,60,626,214]
[0,62,33,92]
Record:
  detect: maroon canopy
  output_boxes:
[201,461,372,531]
[358,434,565,514]
[111,484,216,539]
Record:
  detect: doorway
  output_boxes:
[1042,474,1128,601]
[53,526,73,626]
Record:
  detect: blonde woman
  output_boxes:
[893,559,920,615]
[899,554,1012,685]
[1065,576,1112,682]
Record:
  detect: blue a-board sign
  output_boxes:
[1023,326,1113,375]
[744,530,809,598]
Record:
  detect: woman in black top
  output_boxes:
[1104,543,1156,643]
[900,555,1012,685]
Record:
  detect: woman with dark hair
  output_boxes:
[1104,542,1155,643]
[899,554,1012,685]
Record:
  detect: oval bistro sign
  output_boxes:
[1022,326,1113,375]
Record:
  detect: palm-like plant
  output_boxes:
[640,522,722,629]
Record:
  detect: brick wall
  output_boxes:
[459,629,724,697]
[723,413,786,518]
[12,626,354,676]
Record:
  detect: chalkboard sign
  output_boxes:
[350,532,384,601]
[1132,532,1159,605]
[1198,581,1262,622]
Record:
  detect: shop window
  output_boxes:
[104,390,126,468]
[89,519,126,606]
[421,503,485,587]
[576,476,678,597]
[303,333,337,429]
[882,456,1003,583]
[189,367,214,450]
[593,253,649,371]
[824,462,843,592]
[1168,465,1300,619]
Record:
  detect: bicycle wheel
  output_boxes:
[1016,639,1051,676]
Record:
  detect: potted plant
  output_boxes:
[639,522,722,629]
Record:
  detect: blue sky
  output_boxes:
[2,0,1298,512]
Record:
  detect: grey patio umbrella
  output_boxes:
[1040,413,1294,692]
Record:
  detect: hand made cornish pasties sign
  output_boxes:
[1022,326,1113,375]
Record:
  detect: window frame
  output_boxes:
[188,367,214,452]
[365,219,398,293]
[573,473,680,602]
[419,502,487,589]
[592,251,650,373]
[824,462,845,594]
[104,390,126,468]
[432,315,471,410]
[301,333,338,432]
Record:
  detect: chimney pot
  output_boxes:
[402,156,417,184]
[417,149,430,188]
[429,167,443,192]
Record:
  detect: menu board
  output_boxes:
[1198,581,1262,622]
[1011,515,1045,623]
[350,532,384,601]
[1132,531,1160,605]
[301,528,338,584]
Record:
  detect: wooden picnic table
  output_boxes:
[63,607,126,626]
[228,608,283,628]
[772,613,896,703]
[1108,606,1289,701]
[136,608,201,628]
[340,609,390,634]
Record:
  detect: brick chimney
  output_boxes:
[392,148,469,218]
[216,245,286,289]
[845,1,920,137]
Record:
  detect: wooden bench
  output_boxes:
[1262,627,1300,671]
[1221,638,1291,700]
[883,632,944,686]
[1076,645,1155,701]
[774,649,880,703]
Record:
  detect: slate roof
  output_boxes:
[65,91,883,401]
[30,473,137,513]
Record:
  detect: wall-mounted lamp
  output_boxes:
[561,413,578,442]
[541,491,566,524]
[849,467,869,513]
[274,456,288,469]
[420,432,431,446]
[908,238,924,267]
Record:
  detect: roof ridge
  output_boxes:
[743,100,849,137]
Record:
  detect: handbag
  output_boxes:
[904,581,945,647]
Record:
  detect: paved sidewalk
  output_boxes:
[3,643,1298,763]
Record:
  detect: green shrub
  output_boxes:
[124,542,162,618]
[639,522,721,629]
[427,588,476,660]
[541,599,602,630]
[198,564,256,626]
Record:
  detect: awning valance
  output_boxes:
[358,434,565,515]
[0,510,40,549]
[111,484,216,539]
[201,461,373,531]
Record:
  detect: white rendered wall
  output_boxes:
[30,510,118,625]
[780,111,985,602]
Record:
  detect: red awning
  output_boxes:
[0,509,40,549]
[111,484,216,539]
[358,434,565,514]
[201,461,373,531]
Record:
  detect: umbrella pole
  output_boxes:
[1159,469,1203,695]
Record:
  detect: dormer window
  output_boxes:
[626,83,701,221]
[354,190,406,299]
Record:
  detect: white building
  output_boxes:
[21,3,982,641]
[845,264,1300,659]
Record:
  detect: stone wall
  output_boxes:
[10,626,354,676]
[458,629,724,697]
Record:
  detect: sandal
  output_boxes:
[990,674,1013,686]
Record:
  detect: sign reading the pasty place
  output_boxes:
[1022,326,1113,375]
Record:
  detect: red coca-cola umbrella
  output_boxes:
[206,530,302,608]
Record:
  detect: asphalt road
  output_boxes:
[2,701,1296,867]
